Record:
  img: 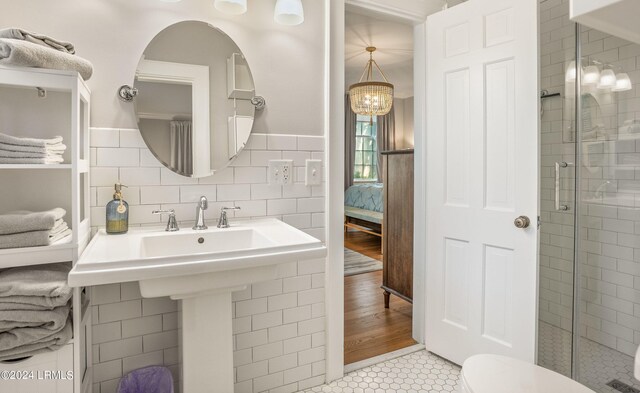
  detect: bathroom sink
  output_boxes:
[68,218,325,288]
[69,218,325,393]
[140,227,274,258]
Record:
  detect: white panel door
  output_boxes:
[426,0,539,365]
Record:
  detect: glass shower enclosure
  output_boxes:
[539,1,640,392]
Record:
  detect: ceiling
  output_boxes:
[345,10,415,98]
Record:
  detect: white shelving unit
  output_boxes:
[0,66,92,393]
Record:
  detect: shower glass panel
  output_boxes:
[575,23,640,393]
[538,1,640,391]
[538,0,577,378]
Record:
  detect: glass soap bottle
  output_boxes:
[106,183,129,234]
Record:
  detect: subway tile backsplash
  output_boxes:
[89,128,326,393]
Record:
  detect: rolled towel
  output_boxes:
[0,150,63,159]
[0,208,66,235]
[0,132,63,148]
[0,302,70,333]
[0,28,75,54]
[0,156,64,164]
[0,38,92,80]
[0,263,72,310]
[0,317,72,361]
[0,142,66,154]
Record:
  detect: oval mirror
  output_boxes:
[134,21,256,177]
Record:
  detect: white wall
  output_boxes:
[393,97,415,149]
[0,0,324,135]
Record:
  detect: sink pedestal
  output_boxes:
[174,286,245,393]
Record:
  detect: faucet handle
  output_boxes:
[152,209,179,232]
[199,196,208,210]
[218,206,241,228]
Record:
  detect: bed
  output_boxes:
[344,183,383,239]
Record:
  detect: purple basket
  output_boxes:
[117,366,174,393]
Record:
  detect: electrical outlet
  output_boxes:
[305,159,322,186]
[268,159,293,185]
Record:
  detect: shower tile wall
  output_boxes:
[88,129,326,393]
[540,0,640,361]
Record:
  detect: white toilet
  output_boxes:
[458,354,596,393]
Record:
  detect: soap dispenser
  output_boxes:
[106,183,129,234]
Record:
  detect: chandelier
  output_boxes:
[349,46,394,117]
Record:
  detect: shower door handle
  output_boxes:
[555,161,569,211]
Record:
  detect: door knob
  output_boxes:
[514,216,530,229]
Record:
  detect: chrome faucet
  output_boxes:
[152,209,179,232]
[193,196,209,230]
[217,206,241,228]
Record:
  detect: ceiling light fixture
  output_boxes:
[274,0,304,26]
[348,47,394,118]
[214,0,247,15]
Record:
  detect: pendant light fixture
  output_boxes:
[565,60,577,82]
[214,0,247,15]
[274,0,304,25]
[348,47,394,117]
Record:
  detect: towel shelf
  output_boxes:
[0,240,74,269]
[0,67,92,393]
[0,164,72,169]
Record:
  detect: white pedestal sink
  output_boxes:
[69,218,326,393]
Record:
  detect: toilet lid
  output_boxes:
[460,355,596,393]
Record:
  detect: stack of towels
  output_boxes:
[0,132,66,164]
[0,263,73,361]
[0,27,92,80]
[0,208,71,249]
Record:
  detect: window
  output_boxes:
[354,115,378,181]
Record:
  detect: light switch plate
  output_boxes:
[305,159,322,186]
[268,159,293,185]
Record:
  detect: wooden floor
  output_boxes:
[344,231,416,365]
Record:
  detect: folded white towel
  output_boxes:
[0,28,75,54]
[0,142,66,154]
[0,39,92,80]
[0,150,63,159]
[0,263,72,310]
[0,156,64,164]
[0,209,66,235]
[0,132,63,148]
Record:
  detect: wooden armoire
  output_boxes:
[381,149,414,307]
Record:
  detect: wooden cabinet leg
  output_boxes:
[383,291,390,308]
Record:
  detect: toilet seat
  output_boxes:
[459,354,596,393]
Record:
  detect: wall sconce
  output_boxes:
[565,60,577,82]
[612,73,632,92]
[597,68,616,89]
[214,0,247,15]
[582,65,601,86]
[274,0,304,25]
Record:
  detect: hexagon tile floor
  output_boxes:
[298,350,461,393]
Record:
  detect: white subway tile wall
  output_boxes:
[540,0,640,358]
[89,128,326,393]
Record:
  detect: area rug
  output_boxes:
[344,248,383,276]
